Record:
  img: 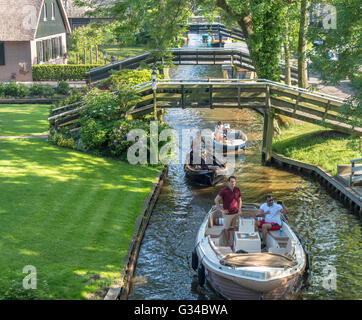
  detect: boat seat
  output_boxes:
[208,237,233,257]
[268,238,293,256]
[217,246,233,256]
[268,230,289,242]
[205,226,224,238]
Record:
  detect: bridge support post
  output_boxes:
[153,90,157,120]
[262,85,274,165]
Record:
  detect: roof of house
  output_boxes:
[64,0,113,18]
[0,0,71,41]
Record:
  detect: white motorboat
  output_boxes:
[213,125,247,154]
[192,204,308,299]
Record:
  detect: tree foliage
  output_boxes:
[70,24,104,52]
[308,0,361,83]
[308,0,361,126]
[76,0,193,63]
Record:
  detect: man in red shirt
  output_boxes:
[214,176,242,246]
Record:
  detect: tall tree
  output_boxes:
[282,3,300,86]
[298,0,310,88]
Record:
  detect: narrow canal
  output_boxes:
[128,34,361,300]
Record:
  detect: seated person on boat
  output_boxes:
[255,195,289,248]
[214,121,224,142]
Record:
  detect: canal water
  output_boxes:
[128,34,361,300]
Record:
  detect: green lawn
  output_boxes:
[0,139,161,299]
[0,104,50,136]
[102,45,148,60]
[273,122,361,175]
[0,104,162,299]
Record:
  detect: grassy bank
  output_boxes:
[0,104,50,136]
[0,104,162,299]
[273,122,361,176]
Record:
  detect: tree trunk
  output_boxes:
[298,0,309,88]
[216,0,259,75]
[284,21,291,86]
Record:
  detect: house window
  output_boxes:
[47,39,52,60]
[52,38,57,59]
[51,3,55,20]
[0,42,5,65]
[59,36,63,57]
[43,3,48,21]
[36,41,44,63]
[42,40,49,61]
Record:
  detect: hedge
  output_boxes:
[32,64,102,81]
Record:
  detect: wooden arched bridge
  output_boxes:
[49,78,360,165]
[86,48,298,84]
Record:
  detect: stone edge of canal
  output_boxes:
[269,152,362,218]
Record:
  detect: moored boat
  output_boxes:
[192,204,307,299]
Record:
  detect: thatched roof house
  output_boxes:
[0,0,71,81]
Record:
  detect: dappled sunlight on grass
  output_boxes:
[0,138,162,299]
[0,104,50,136]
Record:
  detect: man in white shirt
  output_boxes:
[256,195,289,248]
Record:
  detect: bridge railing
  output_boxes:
[86,48,298,84]
[350,158,362,186]
[49,79,360,136]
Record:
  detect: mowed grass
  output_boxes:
[273,122,361,175]
[0,104,50,136]
[0,138,162,299]
[101,45,147,60]
[0,104,162,299]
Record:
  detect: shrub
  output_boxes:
[80,88,120,123]
[17,84,31,98]
[0,82,4,98]
[99,68,161,90]
[80,118,108,150]
[4,81,19,97]
[57,81,70,95]
[42,85,55,98]
[49,133,76,149]
[31,84,44,97]
[110,69,154,86]
[32,64,102,81]
[108,118,170,159]
[52,88,86,111]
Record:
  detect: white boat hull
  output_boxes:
[195,206,307,300]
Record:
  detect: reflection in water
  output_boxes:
[128,34,361,300]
